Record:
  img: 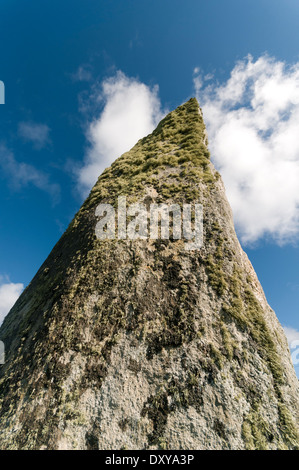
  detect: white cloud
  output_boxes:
[18,121,50,149]
[77,71,165,196]
[0,144,60,203]
[0,277,24,325]
[195,55,299,244]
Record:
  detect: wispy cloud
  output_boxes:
[71,65,93,83]
[0,276,24,325]
[18,121,50,149]
[195,55,299,245]
[77,71,166,196]
[0,144,60,203]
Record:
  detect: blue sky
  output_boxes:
[0,0,299,374]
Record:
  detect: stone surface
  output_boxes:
[0,98,298,449]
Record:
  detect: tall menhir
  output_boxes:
[0,98,298,450]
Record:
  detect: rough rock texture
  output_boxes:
[0,98,298,450]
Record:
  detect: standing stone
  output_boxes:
[0,98,298,450]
